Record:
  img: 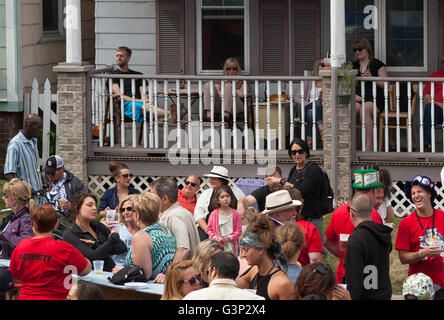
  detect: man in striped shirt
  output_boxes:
[4,114,43,194]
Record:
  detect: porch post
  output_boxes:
[330,0,346,68]
[321,69,353,202]
[65,0,82,64]
[53,64,93,186]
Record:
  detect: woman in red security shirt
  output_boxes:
[9,205,91,300]
[396,175,444,289]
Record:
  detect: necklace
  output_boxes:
[415,209,436,239]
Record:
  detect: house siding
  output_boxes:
[95,0,156,74]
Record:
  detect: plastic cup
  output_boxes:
[334,283,347,300]
[106,209,116,223]
[59,199,68,209]
[93,260,104,275]
[339,234,350,253]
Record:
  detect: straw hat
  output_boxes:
[204,166,230,181]
[261,190,302,215]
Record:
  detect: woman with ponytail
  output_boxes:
[0,178,35,258]
[236,213,295,300]
[98,161,140,218]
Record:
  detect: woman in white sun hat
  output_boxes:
[194,166,245,241]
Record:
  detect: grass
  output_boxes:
[322,213,408,295]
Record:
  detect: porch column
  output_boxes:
[330,0,346,67]
[53,64,93,186]
[65,0,82,64]
[321,69,353,202]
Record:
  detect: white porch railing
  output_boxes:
[23,78,58,165]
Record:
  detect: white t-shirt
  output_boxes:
[112,224,133,266]
[377,197,391,221]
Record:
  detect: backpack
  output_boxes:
[107,264,148,285]
[318,166,334,216]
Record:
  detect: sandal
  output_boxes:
[318,125,324,142]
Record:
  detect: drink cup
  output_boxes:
[323,58,331,67]
[93,260,104,275]
[339,234,350,253]
[59,199,68,209]
[106,209,116,223]
[334,283,347,300]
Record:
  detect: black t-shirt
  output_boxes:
[353,58,386,111]
[250,185,274,212]
[111,69,143,100]
[288,161,322,219]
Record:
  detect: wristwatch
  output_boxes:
[280,178,287,186]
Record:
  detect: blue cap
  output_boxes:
[404,175,437,203]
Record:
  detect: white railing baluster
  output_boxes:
[142,79,147,148]
[289,81,294,143]
[373,81,377,152]
[221,80,225,149]
[119,78,125,147]
[431,82,435,153]
[419,82,424,152]
[266,81,271,150]
[131,79,136,148]
[148,79,154,149]
[109,78,114,147]
[163,80,168,149]
[210,80,215,150]
[255,80,259,150]
[91,78,96,125]
[97,79,103,147]
[361,80,365,151]
[153,80,158,149]
[232,80,237,150]
[278,80,282,150]
[199,80,203,149]
[176,79,181,149]
[407,82,412,153]
[311,81,316,151]
[243,80,248,150]
[383,82,389,152]
[187,80,192,150]
[300,81,305,140]
[395,81,400,152]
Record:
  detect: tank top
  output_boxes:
[241,265,283,300]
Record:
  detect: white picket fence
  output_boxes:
[23,78,58,165]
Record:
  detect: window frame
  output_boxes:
[196,0,250,75]
[40,0,66,43]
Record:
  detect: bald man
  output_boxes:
[178,174,201,215]
[4,114,43,193]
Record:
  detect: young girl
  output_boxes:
[206,186,242,255]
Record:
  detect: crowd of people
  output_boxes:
[1,134,444,301]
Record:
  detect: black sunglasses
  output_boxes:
[347,206,356,213]
[184,181,198,187]
[290,149,305,155]
[320,63,326,67]
[353,47,364,52]
[183,273,201,285]
[120,173,134,178]
[226,67,238,71]
[313,264,332,275]
[120,206,134,213]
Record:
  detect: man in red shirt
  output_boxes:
[324,169,384,283]
[423,53,444,151]
[177,174,200,215]
[395,175,444,289]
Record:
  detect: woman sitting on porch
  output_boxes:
[203,57,250,122]
[295,58,325,149]
[98,161,140,219]
[352,37,388,152]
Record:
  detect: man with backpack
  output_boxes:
[324,168,384,284]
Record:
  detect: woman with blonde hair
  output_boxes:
[120,192,176,283]
[275,223,305,283]
[203,57,250,122]
[161,260,201,300]
[295,58,325,149]
[0,178,35,258]
[110,194,140,266]
[98,161,140,218]
[352,37,388,151]
[192,239,224,288]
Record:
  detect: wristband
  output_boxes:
[280,178,287,186]
[418,249,426,260]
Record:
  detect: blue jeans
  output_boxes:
[304,101,323,141]
[424,103,443,146]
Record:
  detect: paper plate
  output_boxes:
[124,282,150,289]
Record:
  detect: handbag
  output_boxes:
[107,264,148,285]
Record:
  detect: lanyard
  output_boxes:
[415,209,435,237]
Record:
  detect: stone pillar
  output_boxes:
[321,69,353,202]
[53,64,93,186]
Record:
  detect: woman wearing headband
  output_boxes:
[396,175,444,289]
[236,213,294,300]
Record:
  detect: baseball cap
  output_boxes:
[44,155,64,174]
[402,273,440,300]
[0,269,14,292]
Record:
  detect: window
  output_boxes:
[345,0,426,71]
[41,0,65,41]
[197,0,249,73]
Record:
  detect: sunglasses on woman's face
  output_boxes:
[120,206,134,213]
[290,149,305,156]
[226,67,238,71]
[120,173,134,179]
[313,264,332,275]
[184,181,198,187]
[183,273,201,285]
[353,47,364,52]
